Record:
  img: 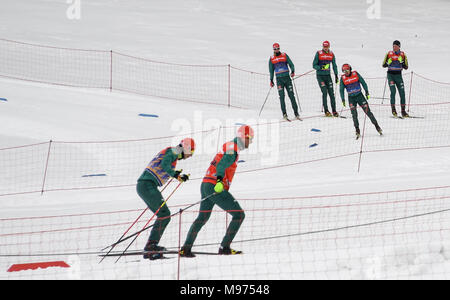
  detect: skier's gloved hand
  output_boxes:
[177,173,190,182]
[270,80,274,87]
[290,72,295,78]
[214,176,224,193]
[335,75,339,84]
[173,169,183,178]
[322,64,330,70]
[387,58,393,65]
[398,56,404,63]
[342,100,346,107]
[365,92,370,100]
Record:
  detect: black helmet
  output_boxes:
[393,40,401,47]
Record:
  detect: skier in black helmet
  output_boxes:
[382,40,409,117]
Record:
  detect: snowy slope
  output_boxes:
[2,77,450,280]
[1,0,450,79]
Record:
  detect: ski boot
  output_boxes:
[218,246,242,255]
[294,113,302,121]
[355,128,361,140]
[401,110,410,118]
[391,106,398,117]
[375,124,383,135]
[325,111,332,117]
[332,111,339,117]
[179,246,196,258]
[143,241,166,260]
[283,113,289,121]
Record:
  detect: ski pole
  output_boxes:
[336,79,345,117]
[292,76,302,113]
[99,178,174,262]
[381,76,387,104]
[339,102,345,118]
[177,192,217,214]
[101,177,174,251]
[339,104,347,117]
[114,180,184,263]
[258,86,273,117]
[110,191,217,261]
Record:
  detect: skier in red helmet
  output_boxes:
[340,64,382,139]
[269,43,301,120]
[180,125,254,257]
[136,137,195,260]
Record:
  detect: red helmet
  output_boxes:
[180,138,195,154]
[342,63,352,73]
[273,43,280,50]
[323,40,330,48]
[237,125,254,140]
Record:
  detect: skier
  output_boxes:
[268,43,301,120]
[340,64,382,139]
[312,40,339,117]
[136,138,195,260]
[179,125,254,257]
[382,40,409,117]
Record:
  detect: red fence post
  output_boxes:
[41,140,52,195]
[177,209,182,280]
[381,75,388,104]
[226,211,228,232]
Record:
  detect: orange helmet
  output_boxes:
[237,125,254,140]
[180,138,195,154]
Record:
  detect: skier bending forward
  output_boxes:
[180,125,254,257]
[137,138,195,260]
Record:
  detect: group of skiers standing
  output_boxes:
[270,39,409,138]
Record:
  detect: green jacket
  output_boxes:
[215,137,244,178]
[269,53,295,81]
[312,50,338,76]
[138,147,180,184]
[339,71,369,101]
[382,51,409,74]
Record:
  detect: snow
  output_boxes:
[2,0,450,79]
[1,0,450,280]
